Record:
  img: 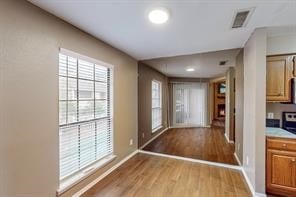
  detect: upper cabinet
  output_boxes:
[266,55,295,102]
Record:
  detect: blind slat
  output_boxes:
[151,80,162,130]
[59,52,113,180]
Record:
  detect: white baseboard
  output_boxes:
[255,192,267,197]
[224,133,234,144]
[73,150,139,197]
[241,168,255,196]
[234,152,242,166]
[138,150,242,170]
[170,125,211,129]
[139,127,169,150]
[241,168,267,197]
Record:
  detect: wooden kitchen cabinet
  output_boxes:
[266,137,296,196]
[266,55,294,102]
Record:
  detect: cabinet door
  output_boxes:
[267,149,296,196]
[266,55,293,102]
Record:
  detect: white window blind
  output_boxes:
[172,82,208,126]
[59,50,113,181]
[151,80,162,132]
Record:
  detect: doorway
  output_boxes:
[172,82,208,127]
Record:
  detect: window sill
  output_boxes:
[152,126,163,133]
[57,154,116,195]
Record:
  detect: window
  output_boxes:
[151,80,162,132]
[59,49,113,182]
[172,82,208,126]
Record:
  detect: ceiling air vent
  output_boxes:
[232,8,254,29]
[219,60,228,66]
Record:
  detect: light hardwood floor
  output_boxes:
[143,127,238,165]
[82,153,251,197]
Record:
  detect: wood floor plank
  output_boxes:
[143,127,238,165]
[82,153,251,197]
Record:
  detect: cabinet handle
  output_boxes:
[291,158,296,162]
[282,143,287,147]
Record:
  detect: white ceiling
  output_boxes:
[143,49,241,78]
[29,0,296,60]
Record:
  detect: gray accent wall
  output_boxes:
[138,62,169,148]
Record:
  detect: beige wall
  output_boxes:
[267,34,296,55]
[235,49,244,164]
[243,28,266,194]
[0,0,138,196]
[225,67,235,142]
[138,62,169,147]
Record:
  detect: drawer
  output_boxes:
[267,138,296,151]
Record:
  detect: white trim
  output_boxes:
[138,150,242,170]
[241,167,266,197]
[241,168,255,197]
[234,152,242,166]
[58,154,116,195]
[224,133,234,143]
[58,49,115,191]
[73,150,138,197]
[59,48,114,69]
[170,125,211,128]
[151,125,163,133]
[255,193,267,197]
[139,127,169,150]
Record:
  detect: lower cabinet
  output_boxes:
[266,137,296,196]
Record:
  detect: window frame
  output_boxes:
[58,48,115,193]
[151,79,162,133]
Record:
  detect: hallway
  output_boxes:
[143,127,238,165]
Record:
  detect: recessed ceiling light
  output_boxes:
[186,68,195,72]
[148,8,169,24]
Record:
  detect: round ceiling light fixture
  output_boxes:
[186,68,195,72]
[148,8,169,24]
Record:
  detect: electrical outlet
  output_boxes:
[129,139,133,146]
[246,156,249,166]
[267,112,274,119]
[142,133,145,138]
